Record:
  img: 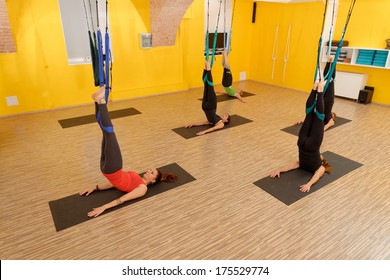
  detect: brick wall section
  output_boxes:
[149,0,194,47]
[0,0,16,53]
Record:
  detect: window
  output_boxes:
[58,0,112,65]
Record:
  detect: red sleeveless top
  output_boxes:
[102,169,145,192]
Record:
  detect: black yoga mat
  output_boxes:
[253,151,362,205]
[49,163,195,231]
[198,91,255,102]
[58,108,141,128]
[172,114,253,139]
[281,116,351,136]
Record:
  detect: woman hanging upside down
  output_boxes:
[270,80,332,192]
[296,56,336,131]
[216,51,245,103]
[79,87,177,217]
[185,59,230,136]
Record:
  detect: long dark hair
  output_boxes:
[154,170,177,185]
[322,158,332,174]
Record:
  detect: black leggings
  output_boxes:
[95,103,122,174]
[298,88,325,153]
[324,81,335,124]
[202,69,216,111]
[222,67,233,87]
[324,62,335,124]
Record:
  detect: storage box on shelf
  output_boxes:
[323,46,390,69]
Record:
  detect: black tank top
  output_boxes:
[204,110,222,125]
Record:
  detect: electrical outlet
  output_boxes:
[140,33,152,49]
[239,72,246,81]
[6,96,19,106]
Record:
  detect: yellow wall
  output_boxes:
[1,0,389,117]
[226,0,255,84]
[249,0,390,104]
[0,0,199,117]
[333,0,390,104]
[130,0,150,31]
[249,2,324,89]
[181,0,254,89]
[180,0,207,89]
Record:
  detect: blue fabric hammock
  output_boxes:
[95,0,113,133]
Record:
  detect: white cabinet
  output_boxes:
[335,71,368,100]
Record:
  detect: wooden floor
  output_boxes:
[1,80,390,260]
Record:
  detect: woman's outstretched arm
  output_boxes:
[87,184,148,218]
[185,120,210,128]
[196,120,224,136]
[270,161,300,178]
[299,165,325,193]
[79,182,113,196]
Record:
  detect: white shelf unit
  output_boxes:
[334,71,368,100]
[322,46,390,69]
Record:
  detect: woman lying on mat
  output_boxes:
[215,51,245,103]
[295,55,337,131]
[185,59,230,136]
[79,87,177,217]
[270,80,332,192]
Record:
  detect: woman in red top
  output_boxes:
[79,87,176,217]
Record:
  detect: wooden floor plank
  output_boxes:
[1,81,390,260]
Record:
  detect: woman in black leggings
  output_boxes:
[323,55,337,131]
[185,60,230,136]
[295,56,337,131]
[216,51,245,103]
[270,81,332,192]
[79,87,176,217]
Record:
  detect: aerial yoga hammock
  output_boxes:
[308,0,356,123]
[204,0,223,72]
[82,0,99,86]
[223,0,236,56]
[219,0,244,102]
[186,0,230,136]
[93,0,113,133]
[313,0,356,92]
[96,0,112,102]
[83,0,112,99]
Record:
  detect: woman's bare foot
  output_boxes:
[92,87,106,104]
[205,60,211,71]
[317,80,326,92]
[235,90,246,103]
[324,118,335,131]
[331,112,337,121]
